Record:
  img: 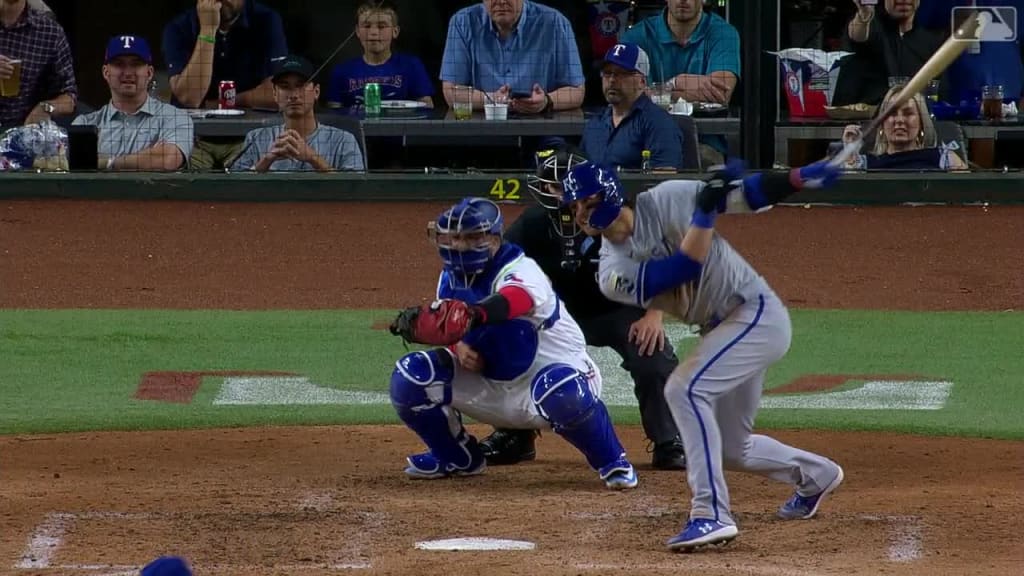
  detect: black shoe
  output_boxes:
[651,437,686,470]
[479,428,538,465]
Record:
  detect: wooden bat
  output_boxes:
[831,9,987,166]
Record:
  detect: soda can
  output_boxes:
[219,80,237,109]
[364,82,381,116]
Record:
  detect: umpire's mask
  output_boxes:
[527,149,588,239]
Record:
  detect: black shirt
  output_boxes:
[859,15,945,79]
[504,205,622,320]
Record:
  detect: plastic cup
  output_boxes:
[0,59,23,98]
[453,85,473,121]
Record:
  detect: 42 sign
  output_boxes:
[488,178,522,201]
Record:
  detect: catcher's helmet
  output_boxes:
[528,149,588,239]
[561,162,624,230]
[430,197,504,280]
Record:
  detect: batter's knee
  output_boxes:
[530,363,597,430]
[664,357,700,406]
[390,349,454,413]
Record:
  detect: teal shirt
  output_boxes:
[620,10,741,83]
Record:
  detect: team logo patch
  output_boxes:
[597,12,621,36]
[607,273,636,296]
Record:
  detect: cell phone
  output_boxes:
[510,92,532,100]
[859,0,878,5]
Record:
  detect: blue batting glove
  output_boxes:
[795,160,842,189]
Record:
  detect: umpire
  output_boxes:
[479,149,686,470]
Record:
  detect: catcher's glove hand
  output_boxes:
[389,299,478,347]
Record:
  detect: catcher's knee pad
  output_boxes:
[531,363,597,429]
[390,349,454,415]
[531,363,626,472]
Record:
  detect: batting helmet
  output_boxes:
[528,148,589,239]
[561,162,624,230]
[430,197,504,281]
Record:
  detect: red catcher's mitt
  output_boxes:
[389,299,476,346]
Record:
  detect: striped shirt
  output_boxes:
[72,96,195,165]
[231,124,364,172]
[0,6,77,127]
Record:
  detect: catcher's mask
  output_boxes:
[561,161,624,231]
[429,197,504,284]
[528,149,588,239]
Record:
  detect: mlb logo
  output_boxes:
[952,6,1017,42]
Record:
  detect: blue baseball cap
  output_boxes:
[599,43,650,78]
[105,35,153,64]
[140,556,192,576]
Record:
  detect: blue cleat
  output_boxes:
[404,451,486,480]
[598,458,638,490]
[666,518,738,551]
[777,465,844,520]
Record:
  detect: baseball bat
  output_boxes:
[830,9,986,166]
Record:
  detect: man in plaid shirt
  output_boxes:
[0,0,77,128]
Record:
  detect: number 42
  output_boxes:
[489,178,521,200]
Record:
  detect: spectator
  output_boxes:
[163,0,288,169]
[0,0,76,128]
[440,0,585,114]
[620,0,740,105]
[619,0,739,165]
[231,55,364,172]
[72,36,193,171]
[580,43,684,172]
[837,87,968,171]
[846,0,944,84]
[326,0,434,109]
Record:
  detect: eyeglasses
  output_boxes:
[600,70,639,80]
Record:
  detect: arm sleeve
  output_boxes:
[159,109,195,159]
[49,26,77,98]
[598,248,701,307]
[439,14,472,85]
[334,132,365,171]
[552,16,585,88]
[230,130,261,171]
[706,23,742,78]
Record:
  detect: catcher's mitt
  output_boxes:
[389,299,478,347]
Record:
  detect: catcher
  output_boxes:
[388,197,639,489]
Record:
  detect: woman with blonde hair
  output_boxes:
[840,85,967,171]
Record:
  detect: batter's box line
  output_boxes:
[15,511,159,570]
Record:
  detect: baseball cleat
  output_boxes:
[403,451,486,480]
[666,518,738,551]
[598,458,638,490]
[777,465,844,520]
[479,428,538,465]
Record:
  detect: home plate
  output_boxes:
[414,537,535,551]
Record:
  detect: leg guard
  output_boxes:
[390,349,484,477]
[531,363,631,479]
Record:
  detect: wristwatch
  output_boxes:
[40,102,55,114]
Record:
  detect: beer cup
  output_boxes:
[1,59,23,98]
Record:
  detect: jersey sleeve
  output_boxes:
[492,255,556,326]
[597,242,648,308]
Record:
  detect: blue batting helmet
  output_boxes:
[561,162,624,230]
[431,197,504,280]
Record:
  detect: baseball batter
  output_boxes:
[560,159,846,550]
[387,197,639,490]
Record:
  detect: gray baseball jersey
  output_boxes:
[596,179,842,528]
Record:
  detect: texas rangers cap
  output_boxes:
[599,43,650,78]
[105,35,152,64]
[272,55,316,83]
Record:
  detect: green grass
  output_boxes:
[0,309,1021,438]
